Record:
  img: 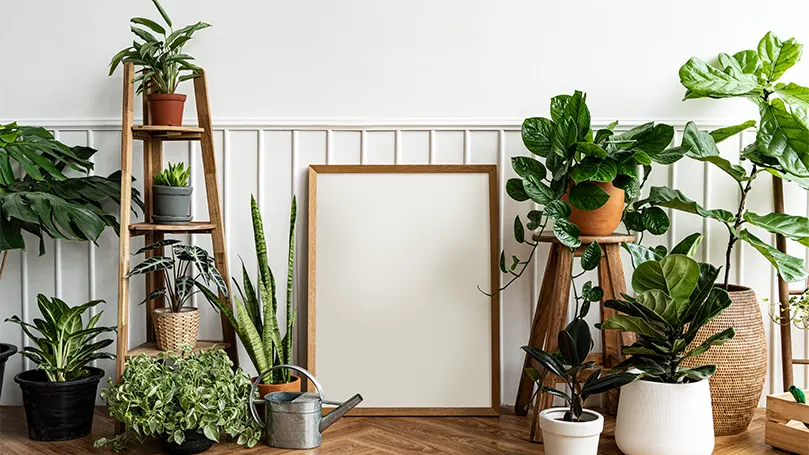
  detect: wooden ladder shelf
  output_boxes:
[114,62,238,385]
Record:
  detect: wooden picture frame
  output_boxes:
[307,165,500,416]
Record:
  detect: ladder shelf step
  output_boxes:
[132,125,205,141]
[129,222,216,236]
[126,340,230,359]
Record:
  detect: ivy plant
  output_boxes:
[597,243,736,383]
[635,31,809,286]
[522,241,636,421]
[95,348,261,452]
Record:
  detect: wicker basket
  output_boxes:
[153,307,199,352]
[681,284,766,436]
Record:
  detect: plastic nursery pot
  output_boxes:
[539,407,603,455]
[148,93,187,126]
[153,185,193,225]
[15,366,104,441]
[615,379,714,455]
[0,343,17,402]
[561,181,625,236]
[153,307,200,352]
[161,430,215,455]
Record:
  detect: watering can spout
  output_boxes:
[319,394,363,432]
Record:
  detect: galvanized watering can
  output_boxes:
[249,365,363,449]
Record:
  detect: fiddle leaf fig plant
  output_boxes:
[634,31,809,286]
[597,247,736,383]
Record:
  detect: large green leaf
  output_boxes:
[580,241,601,271]
[679,57,762,98]
[738,229,808,282]
[710,120,757,144]
[552,119,578,157]
[576,142,608,159]
[553,219,581,248]
[512,156,546,181]
[683,122,748,182]
[632,254,699,308]
[757,98,809,177]
[599,315,666,340]
[523,177,555,204]
[568,182,610,210]
[506,178,529,201]
[638,187,735,224]
[581,373,636,399]
[569,158,617,184]
[677,365,717,382]
[641,207,669,235]
[633,123,674,156]
[743,211,809,247]
[521,117,554,157]
[732,49,763,76]
[126,256,173,277]
[758,32,803,83]
[670,233,703,257]
[775,82,809,109]
[683,327,736,360]
[622,242,664,268]
[544,200,571,221]
[522,346,566,378]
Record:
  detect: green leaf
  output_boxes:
[523,177,555,205]
[671,233,703,257]
[506,178,529,202]
[580,241,601,271]
[632,254,700,306]
[540,386,572,403]
[510,255,520,271]
[623,210,645,232]
[710,120,757,143]
[622,242,664,268]
[633,123,674,155]
[131,17,166,35]
[638,187,735,224]
[683,327,736,359]
[678,365,717,382]
[613,175,640,201]
[743,211,809,247]
[684,122,748,182]
[569,157,617,184]
[526,210,543,230]
[125,256,173,277]
[522,117,555,157]
[635,289,678,325]
[738,229,808,282]
[600,315,665,340]
[513,216,525,244]
[521,346,566,378]
[135,239,182,255]
[581,281,604,302]
[775,82,809,109]
[511,156,546,181]
[544,200,571,221]
[150,0,173,27]
[757,98,809,177]
[576,142,608,159]
[558,329,580,367]
[552,119,578,157]
[525,367,542,383]
[582,373,636,398]
[641,207,670,235]
[499,251,508,273]
[679,57,762,98]
[789,385,807,404]
[758,32,803,82]
[568,182,610,211]
[553,220,581,248]
[733,49,763,76]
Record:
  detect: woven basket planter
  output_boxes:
[153,307,199,352]
[681,284,766,435]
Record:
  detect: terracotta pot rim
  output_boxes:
[251,374,302,386]
[147,93,187,101]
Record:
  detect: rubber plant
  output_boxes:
[597,245,736,383]
[522,242,636,421]
[483,91,679,295]
[201,195,297,384]
[0,122,142,279]
[634,31,809,286]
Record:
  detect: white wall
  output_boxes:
[2,0,809,406]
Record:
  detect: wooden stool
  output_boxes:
[514,233,636,442]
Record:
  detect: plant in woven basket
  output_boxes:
[5,295,116,382]
[153,162,190,187]
[126,240,228,313]
[201,195,297,385]
[522,242,636,421]
[95,348,261,452]
[597,250,736,383]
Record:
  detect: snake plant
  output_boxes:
[5,295,116,382]
[201,195,297,384]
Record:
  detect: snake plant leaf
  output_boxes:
[758,32,803,83]
[234,294,269,373]
[580,242,601,271]
[679,57,763,98]
[511,156,546,181]
[743,211,809,247]
[237,260,262,331]
[775,82,809,108]
[135,239,181,255]
[738,229,808,282]
[757,98,809,177]
[552,219,581,248]
[636,187,735,224]
[568,182,609,211]
[506,178,529,202]
[522,346,566,378]
[621,242,664,268]
[600,315,666,340]
[126,256,173,277]
[670,233,703,257]
[569,157,617,184]
[281,196,297,369]
[682,327,736,360]
[521,117,554,157]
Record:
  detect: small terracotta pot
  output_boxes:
[148,93,187,126]
[252,374,302,398]
[561,181,624,236]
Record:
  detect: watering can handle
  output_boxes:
[249,364,326,428]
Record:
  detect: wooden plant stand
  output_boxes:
[766,389,809,454]
[114,62,238,385]
[514,233,636,442]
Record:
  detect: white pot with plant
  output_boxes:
[598,238,736,455]
[522,242,636,455]
[126,240,229,352]
[109,0,211,126]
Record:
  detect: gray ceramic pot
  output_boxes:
[153,185,193,224]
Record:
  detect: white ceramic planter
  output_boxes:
[615,379,714,455]
[539,407,603,455]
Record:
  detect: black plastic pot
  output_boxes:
[160,430,215,455]
[15,366,104,441]
[0,343,17,402]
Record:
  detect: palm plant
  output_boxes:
[201,196,297,384]
[0,122,142,277]
[5,295,116,382]
[109,0,210,95]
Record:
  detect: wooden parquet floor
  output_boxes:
[0,406,787,454]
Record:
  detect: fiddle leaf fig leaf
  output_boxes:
[568,182,610,211]
[732,49,763,76]
[679,57,763,98]
[758,31,803,83]
[632,254,700,306]
[775,82,809,109]
[671,233,704,257]
[738,229,808,282]
[710,120,757,143]
[683,122,748,182]
[637,187,735,224]
[743,211,809,247]
[622,242,664,268]
[757,98,809,177]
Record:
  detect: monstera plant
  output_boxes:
[632,32,809,286]
[0,123,142,276]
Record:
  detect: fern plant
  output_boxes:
[201,196,297,384]
[153,162,190,187]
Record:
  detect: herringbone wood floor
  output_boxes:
[0,407,784,454]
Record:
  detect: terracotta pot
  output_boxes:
[252,374,302,398]
[680,284,766,435]
[148,93,187,126]
[153,307,200,352]
[561,181,624,236]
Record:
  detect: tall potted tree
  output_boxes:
[633,31,809,434]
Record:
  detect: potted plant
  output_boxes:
[95,348,261,453]
[522,242,636,455]
[0,343,16,401]
[5,295,116,441]
[109,0,210,126]
[201,196,299,396]
[152,162,192,224]
[126,240,228,352]
[597,246,736,455]
[629,31,809,434]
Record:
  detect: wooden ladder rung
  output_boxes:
[128,222,217,236]
[793,359,809,365]
[132,125,205,141]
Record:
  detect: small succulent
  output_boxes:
[153,162,190,187]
